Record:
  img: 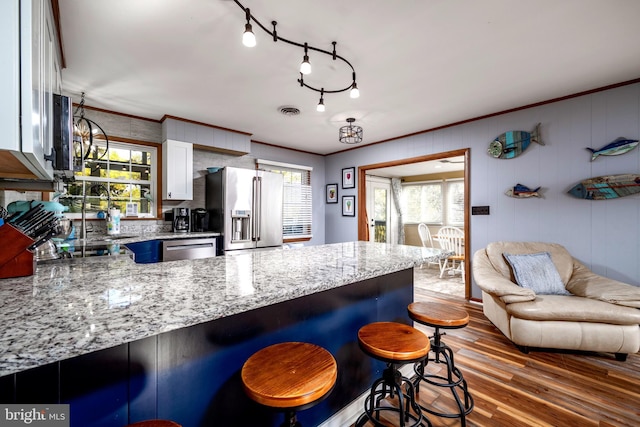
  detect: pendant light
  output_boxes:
[339,118,363,144]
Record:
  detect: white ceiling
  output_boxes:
[369,157,465,178]
[58,0,640,156]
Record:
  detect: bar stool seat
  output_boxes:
[241,342,337,427]
[356,322,432,427]
[408,302,474,426]
[126,421,181,427]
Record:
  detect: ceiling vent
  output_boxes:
[278,106,301,116]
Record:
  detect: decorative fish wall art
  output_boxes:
[488,123,543,159]
[505,184,542,198]
[586,137,638,161]
[568,174,640,200]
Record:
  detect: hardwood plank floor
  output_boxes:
[353,289,640,427]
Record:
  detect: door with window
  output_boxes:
[366,176,392,243]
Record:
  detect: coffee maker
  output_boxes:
[172,208,190,232]
[191,208,209,232]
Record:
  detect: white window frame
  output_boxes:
[61,139,158,219]
[401,178,463,226]
[257,159,313,240]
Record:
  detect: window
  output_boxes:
[402,181,442,223]
[257,160,312,240]
[59,139,158,218]
[401,178,463,226]
[446,179,465,226]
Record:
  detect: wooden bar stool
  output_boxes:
[241,342,337,427]
[126,421,181,427]
[355,322,432,427]
[408,302,474,426]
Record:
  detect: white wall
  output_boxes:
[325,83,640,297]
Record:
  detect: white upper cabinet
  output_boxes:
[162,139,193,200]
[0,0,61,180]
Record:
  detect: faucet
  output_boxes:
[81,183,110,240]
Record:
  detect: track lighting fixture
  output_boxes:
[242,8,256,47]
[300,43,311,75]
[350,80,360,99]
[234,0,359,112]
[317,89,325,112]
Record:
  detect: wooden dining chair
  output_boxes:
[418,223,440,269]
[436,226,465,280]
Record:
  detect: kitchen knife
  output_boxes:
[23,211,57,236]
[12,204,44,228]
[30,219,60,241]
[4,210,23,223]
[20,209,50,231]
[27,229,58,252]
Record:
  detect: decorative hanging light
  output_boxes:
[339,118,363,144]
[234,0,360,112]
[73,92,110,167]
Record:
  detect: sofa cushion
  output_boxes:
[504,252,571,295]
[486,241,574,284]
[506,295,640,325]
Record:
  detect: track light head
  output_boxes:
[300,43,311,75]
[242,8,256,47]
[317,89,325,112]
[243,23,256,47]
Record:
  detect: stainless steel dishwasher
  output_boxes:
[162,238,217,261]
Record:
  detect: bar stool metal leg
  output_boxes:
[355,322,432,427]
[413,326,474,426]
[356,363,427,427]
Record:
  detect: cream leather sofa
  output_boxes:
[473,241,640,361]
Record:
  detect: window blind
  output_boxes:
[257,161,313,239]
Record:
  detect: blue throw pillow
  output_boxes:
[504,252,571,295]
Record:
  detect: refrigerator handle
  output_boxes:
[253,176,261,241]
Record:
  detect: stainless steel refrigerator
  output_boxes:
[206,166,283,253]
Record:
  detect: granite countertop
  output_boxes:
[0,242,448,377]
[79,231,221,245]
[52,231,221,259]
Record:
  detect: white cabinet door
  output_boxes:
[19,0,54,180]
[162,140,193,200]
[0,1,20,153]
[0,0,57,180]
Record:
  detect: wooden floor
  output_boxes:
[353,290,640,427]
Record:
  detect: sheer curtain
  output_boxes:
[391,178,405,244]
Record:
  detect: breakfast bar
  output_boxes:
[0,242,445,427]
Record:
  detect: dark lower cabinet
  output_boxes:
[0,269,414,427]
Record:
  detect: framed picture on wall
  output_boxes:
[326,184,338,203]
[342,167,355,189]
[342,195,355,216]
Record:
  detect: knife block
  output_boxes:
[0,224,36,279]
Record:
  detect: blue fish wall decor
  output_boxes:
[568,174,640,200]
[586,137,638,161]
[488,123,543,159]
[505,184,542,198]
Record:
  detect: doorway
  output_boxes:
[357,148,470,299]
[365,176,392,243]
